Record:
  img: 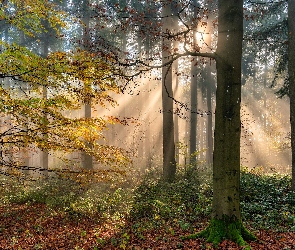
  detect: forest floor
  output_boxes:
[0,203,294,249]
[0,167,295,249]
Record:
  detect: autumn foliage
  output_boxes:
[0,1,130,179]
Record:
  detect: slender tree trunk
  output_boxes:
[203,17,214,165]
[144,27,152,168]
[174,75,180,165]
[83,104,93,170]
[162,1,176,181]
[190,0,199,164]
[190,66,198,163]
[172,1,180,166]
[289,0,295,190]
[19,29,30,175]
[263,59,267,128]
[82,0,93,170]
[41,28,49,178]
[206,66,214,165]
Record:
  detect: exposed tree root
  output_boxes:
[181,217,256,249]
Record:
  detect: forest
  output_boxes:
[0,0,295,249]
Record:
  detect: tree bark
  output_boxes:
[82,0,93,170]
[144,20,152,168]
[190,64,198,163]
[213,0,243,222]
[172,1,180,166]
[41,25,49,178]
[162,1,176,181]
[206,65,214,165]
[289,0,295,190]
[174,70,180,166]
[190,0,199,164]
[183,0,256,246]
[19,29,30,176]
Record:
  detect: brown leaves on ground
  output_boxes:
[0,203,294,250]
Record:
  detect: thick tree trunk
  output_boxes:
[213,0,243,222]
[289,0,295,191]
[183,0,256,246]
[162,1,176,181]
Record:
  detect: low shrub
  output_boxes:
[1,165,295,232]
[240,167,295,230]
[130,165,213,224]
[0,177,133,222]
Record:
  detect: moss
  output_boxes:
[181,216,256,249]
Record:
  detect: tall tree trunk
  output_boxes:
[206,66,214,165]
[190,65,198,163]
[41,26,49,178]
[172,1,180,166]
[174,73,180,165]
[162,1,176,181]
[190,0,199,164]
[82,0,93,170]
[19,29,30,175]
[289,0,295,191]
[213,0,243,222]
[144,31,152,169]
[186,0,256,246]
[203,16,214,165]
[263,59,267,129]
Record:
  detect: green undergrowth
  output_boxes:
[130,164,213,226]
[240,167,295,231]
[0,165,294,235]
[0,177,133,223]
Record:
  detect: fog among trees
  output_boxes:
[0,0,294,249]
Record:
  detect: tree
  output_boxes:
[183,0,256,246]
[289,0,295,190]
[0,0,64,175]
[189,0,199,164]
[162,1,177,181]
[0,0,66,37]
[112,2,254,244]
[243,1,292,180]
[40,19,52,177]
[205,62,214,165]
[209,0,250,242]
[66,0,261,244]
[81,0,93,170]
[0,1,129,180]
